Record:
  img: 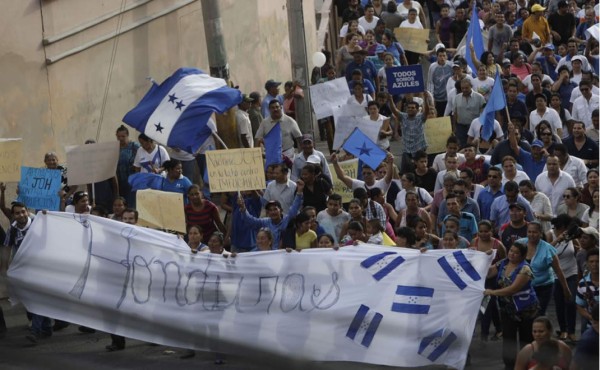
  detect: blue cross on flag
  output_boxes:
[123,67,242,154]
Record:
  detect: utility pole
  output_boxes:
[201,0,238,149]
[286,0,314,134]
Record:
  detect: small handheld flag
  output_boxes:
[479,70,506,141]
[342,128,387,171]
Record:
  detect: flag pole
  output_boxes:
[211,132,229,150]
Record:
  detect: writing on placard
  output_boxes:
[206,148,266,192]
[17,167,62,210]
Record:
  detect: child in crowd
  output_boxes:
[366,219,385,245]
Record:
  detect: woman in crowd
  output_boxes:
[588,189,599,230]
[470,48,502,77]
[414,217,439,250]
[283,80,304,119]
[252,228,274,252]
[317,234,335,248]
[501,156,530,185]
[341,221,368,245]
[485,241,539,370]
[187,225,208,254]
[535,121,561,154]
[396,190,432,232]
[358,29,378,56]
[473,220,506,341]
[339,199,367,242]
[347,80,373,108]
[185,185,226,244]
[395,226,417,249]
[366,101,393,150]
[109,197,127,221]
[161,159,193,203]
[380,30,408,66]
[115,125,140,206]
[556,187,590,227]
[580,169,599,208]
[514,317,572,370]
[546,214,579,343]
[294,212,317,250]
[522,222,572,316]
[549,93,572,140]
[519,180,553,233]
[338,20,365,45]
[336,32,362,76]
[133,133,170,174]
[63,190,91,214]
[440,230,460,249]
[45,151,78,201]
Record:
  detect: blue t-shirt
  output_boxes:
[161,176,193,204]
[516,148,547,180]
[518,238,557,287]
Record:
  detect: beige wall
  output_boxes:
[0,0,317,168]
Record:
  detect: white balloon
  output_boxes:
[312,52,326,68]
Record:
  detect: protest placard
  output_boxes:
[385,65,425,95]
[206,148,265,192]
[309,77,351,119]
[394,28,429,54]
[136,189,186,233]
[328,158,358,203]
[424,117,453,154]
[66,142,119,185]
[17,167,62,210]
[332,106,382,150]
[0,138,22,182]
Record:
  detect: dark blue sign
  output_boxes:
[385,65,424,95]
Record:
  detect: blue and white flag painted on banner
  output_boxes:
[391,285,434,314]
[346,304,383,348]
[360,252,405,281]
[418,328,458,362]
[123,68,242,154]
[437,250,482,290]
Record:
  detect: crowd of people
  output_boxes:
[0,0,599,368]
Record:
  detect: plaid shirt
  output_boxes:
[398,112,427,155]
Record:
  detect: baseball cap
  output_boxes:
[531,139,544,148]
[375,43,387,54]
[571,55,585,64]
[301,133,314,143]
[580,226,599,241]
[543,43,555,50]
[502,58,512,67]
[265,200,282,210]
[265,79,281,90]
[509,203,526,211]
[241,94,254,103]
[434,43,445,52]
[531,4,546,12]
[249,91,261,101]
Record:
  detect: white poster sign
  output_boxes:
[66,142,119,185]
[8,213,492,370]
[332,115,382,150]
[309,77,351,119]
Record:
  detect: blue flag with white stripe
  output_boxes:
[346,304,383,348]
[123,68,242,154]
[418,328,458,362]
[437,250,482,290]
[391,285,434,314]
[360,252,405,281]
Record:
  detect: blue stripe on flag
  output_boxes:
[395,285,434,297]
[453,250,482,282]
[361,312,383,347]
[391,302,431,314]
[419,328,444,353]
[427,331,457,362]
[346,304,369,340]
[360,252,397,268]
[391,285,434,314]
[438,255,467,290]
[360,252,405,281]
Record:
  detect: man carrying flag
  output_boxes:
[255,100,302,160]
[480,70,507,143]
[122,67,242,154]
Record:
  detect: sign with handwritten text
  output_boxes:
[385,65,425,95]
[206,148,265,192]
[16,167,62,210]
[0,138,22,182]
[136,189,186,233]
[424,117,453,154]
[309,77,352,119]
[9,212,493,370]
[394,28,429,54]
[329,159,359,203]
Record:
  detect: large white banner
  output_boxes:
[8,213,492,369]
[66,142,119,185]
[309,77,351,119]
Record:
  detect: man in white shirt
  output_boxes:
[358,4,380,31]
[290,134,332,182]
[263,163,297,214]
[236,94,254,148]
[331,152,394,193]
[529,93,563,138]
[399,8,423,29]
[432,135,466,171]
[572,80,599,129]
[553,144,588,188]
[535,155,576,214]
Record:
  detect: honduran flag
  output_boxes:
[391,285,434,315]
[123,68,242,154]
[345,304,383,348]
[418,328,458,362]
[437,250,482,290]
[360,252,405,281]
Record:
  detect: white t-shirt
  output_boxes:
[339,23,366,38]
[358,16,380,32]
[133,144,170,173]
[399,19,423,29]
[529,108,562,137]
[471,77,495,100]
[467,118,504,140]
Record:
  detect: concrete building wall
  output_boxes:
[0,0,318,167]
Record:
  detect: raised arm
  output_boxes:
[331,153,355,188]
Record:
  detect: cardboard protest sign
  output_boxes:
[136,189,186,233]
[17,167,62,210]
[385,65,425,95]
[309,77,351,119]
[394,28,429,54]
[206,148,265,192]
[328,158,359,203]
[0,139,22,182]
[424,117,453,154]
[66,142,119,185]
